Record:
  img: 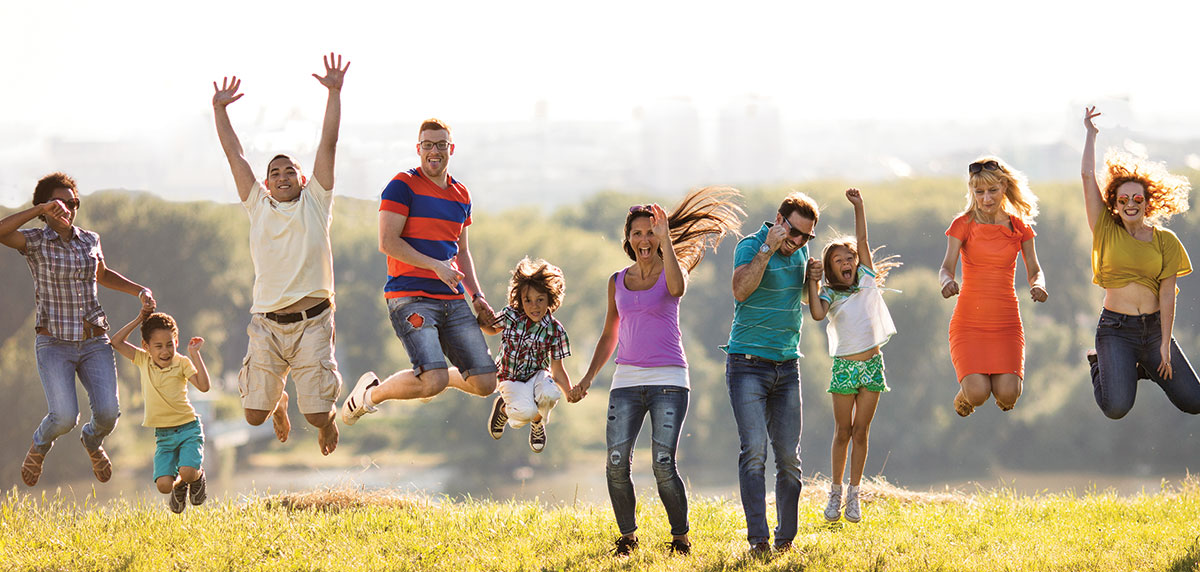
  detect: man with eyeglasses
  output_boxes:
[340,118,499,425]
[211,53,349,456]
[722,191,821,555]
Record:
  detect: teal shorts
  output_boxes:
[153,418,204,481]
[829,354,889,395]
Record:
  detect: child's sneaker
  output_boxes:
[823,485,842,522]
[189,472,207,505]
[169,480,189,514]
[844,484,862,523]
[488,396,508,439]
[341,372,380,425]
[529,420,546,453]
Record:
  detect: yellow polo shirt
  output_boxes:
[133,349,199,428]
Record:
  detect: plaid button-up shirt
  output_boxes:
[496,305,570,382]
[20,226,109,341]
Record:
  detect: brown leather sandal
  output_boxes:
[21,444,45,487]
[953,391,975,417]
[84,442,112,483]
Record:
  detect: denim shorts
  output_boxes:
[387,296,498,377]
[153,418,204,481]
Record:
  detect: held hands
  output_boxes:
[313,52,350,92]
[568,377,592,402]
[188,337,205,354]
[1030,285,1048,303]
[845,187,863,207]
[472,296,496,328]
[1084,106,1101,136]
[941,279,960,299]
[138,288,156,314]
[1158,341,1174,380]
[806,257,823,284]
[212,76,244,109]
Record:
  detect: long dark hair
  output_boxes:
[623,186,745,272]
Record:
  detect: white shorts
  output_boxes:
[497,370,562,428]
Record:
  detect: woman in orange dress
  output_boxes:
[939,157,1048,416]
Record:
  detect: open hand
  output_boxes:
[212,76,244,108]
[650,203,670,244]
[188,337,205,353]
[313,52,350,91]
[1084,106,1101,135]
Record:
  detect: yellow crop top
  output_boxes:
[1091,212,1191,297]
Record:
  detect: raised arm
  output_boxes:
[109,308,149,362]
[187,337,211,392]
[0,202,67,251]
[1021,238,1048,302]
[212,76,257,202]
[310,53,349,192]
[96,258,155,314]
[573,275,620,401]
[939,235,963,299]
[1082,106,1105,232]
[732,223,787,302]
[652,204,687,297]
[846,188,873,270]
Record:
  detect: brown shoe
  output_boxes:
[953,391,975,417]
[84,441,112,483]
[21,444,45,487]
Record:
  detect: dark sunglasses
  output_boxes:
[968,160,1001,175]
[780,217,816,242]
[629,204,653,214]
[63,198,80,209]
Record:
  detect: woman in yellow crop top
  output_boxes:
[1081,106,1200,419]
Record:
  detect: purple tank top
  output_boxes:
[614,268,687,368]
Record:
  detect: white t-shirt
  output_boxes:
[819,265,897,357]
[243,178,334,313]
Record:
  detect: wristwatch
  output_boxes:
[759,243,772,254]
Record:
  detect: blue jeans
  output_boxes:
[33,334,121,454]
[725,354,803,547]
[1092,309,1200,419]
[387,297,498,377]
[606,386,690,537]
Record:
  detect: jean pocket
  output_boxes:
[1097,315,1122,329]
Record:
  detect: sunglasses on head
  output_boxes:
[1117,194,1145,205]
[629,205,653,214]
[780,217,817,242]
[968,160,1001,175]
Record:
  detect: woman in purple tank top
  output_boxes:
[573,186,742,556]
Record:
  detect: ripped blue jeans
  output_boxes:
[605,386,690,537]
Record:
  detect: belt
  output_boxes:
[264,298,331,324]
[741,354,789,366]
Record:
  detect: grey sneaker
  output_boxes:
[529,421,546,453]
[169,480,188,514]
[488,397,508,439]
[189,472,207,505]
[823,486,842,522]
[844,485,862,523]
[341,372,380,426]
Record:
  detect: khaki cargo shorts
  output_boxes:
[238,307,342,415]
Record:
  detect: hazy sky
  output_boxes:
[8,0,1198,136]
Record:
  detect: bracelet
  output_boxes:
[472,293,485,302]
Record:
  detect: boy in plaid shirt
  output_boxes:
[483,258,575,452]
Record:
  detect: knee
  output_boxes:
[606,448,632,481]
[468,373,497,396]
[417,369,451,396]
[155,478,175,494]
[303,411,333,428]
[651,448,680,482]
[833,424,853,444]
[738,443,768,473]
[45,410,80,435]
[851,426,870,448]
[963,385,990,405]
[244,409,270,426]
[179,466,201,482]
[506,401,537,425]
[93,408,121,431]
[1102,403,1131,420]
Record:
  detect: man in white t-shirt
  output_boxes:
[211,53,350,456]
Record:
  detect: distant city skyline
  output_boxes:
[6,1,1200,207]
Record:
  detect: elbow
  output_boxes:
[732,290,748,303]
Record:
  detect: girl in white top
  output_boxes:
[806,188,900,524]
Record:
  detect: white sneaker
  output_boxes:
[823,486,842,522]
[844,485,862,523]
[341,372,380,426]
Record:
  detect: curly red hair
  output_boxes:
[1101,150,1190,226]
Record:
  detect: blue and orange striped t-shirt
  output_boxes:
[379,168,472,299]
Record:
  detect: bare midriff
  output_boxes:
[839,345,882,361]
[1104,282,1159,316]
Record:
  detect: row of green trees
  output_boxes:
[1,176,1198,492]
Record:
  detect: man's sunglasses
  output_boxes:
[780,217,816,242]
[969,160,1001,175]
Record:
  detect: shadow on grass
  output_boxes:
[1165,536,1200,572]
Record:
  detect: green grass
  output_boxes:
[1,479,1198,571]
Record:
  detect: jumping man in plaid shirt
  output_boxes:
[482,258,576,453]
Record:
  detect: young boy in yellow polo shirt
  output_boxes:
[112,309,211,513]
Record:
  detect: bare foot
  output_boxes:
[318,421,339,456]
[272,392,291,443]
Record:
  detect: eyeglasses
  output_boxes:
[418,140,451,151]
[968,160,1001,175]
[1117,194,1145,205]
[780,217,816,243]
[61,198,80,210]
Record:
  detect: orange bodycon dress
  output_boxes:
[946,213,1035,381]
